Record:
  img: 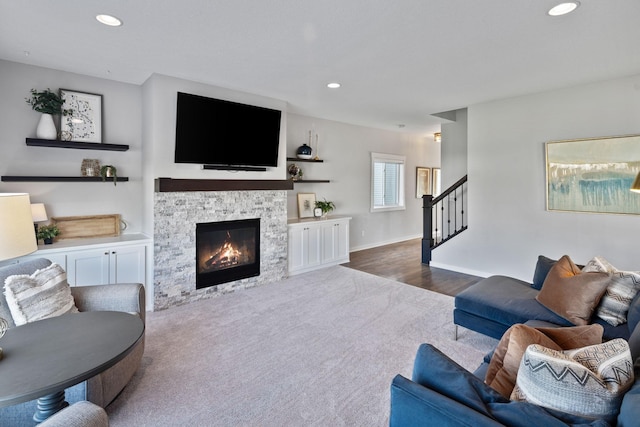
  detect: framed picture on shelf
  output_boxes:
[546,134,640,215]
[60,89,103,143]
[416,167,431,198]
[297,193,316,218]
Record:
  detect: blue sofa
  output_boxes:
[390,258,640,426]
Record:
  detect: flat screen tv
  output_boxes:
[174,92,282,169]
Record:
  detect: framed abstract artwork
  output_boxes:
[60,89,103,143]
[432,168,441,197]
[416,167,431,198]
[546,134,640,215]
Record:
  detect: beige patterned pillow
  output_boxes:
[4,263,79,326]
[511,339,634,420]
[582,256,640,326]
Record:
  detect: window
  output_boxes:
[371,152,405,212]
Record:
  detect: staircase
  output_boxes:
[422,175,468,264]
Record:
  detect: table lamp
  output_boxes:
[0,193,38,359]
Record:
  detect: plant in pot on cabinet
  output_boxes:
[25,88,73,140]
[315,199,335,218]
[100,165,118,186]
[37,224,60,245]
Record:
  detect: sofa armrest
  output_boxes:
[71,283,145,323]
[390,375,503,427]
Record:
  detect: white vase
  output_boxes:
[36,113,57,140]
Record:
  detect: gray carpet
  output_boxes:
[106,266,497,426]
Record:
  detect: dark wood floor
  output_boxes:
[342,238,481,297]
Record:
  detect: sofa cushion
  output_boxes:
[485,324,603,397]
[4,263,79,326]
[455,275,572,329]
[582,256,640,327]
[532,255,557,290]
[536,255,610,326]
[512,339,634,422]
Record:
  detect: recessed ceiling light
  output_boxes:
[327,82,341,89]
[548,2,580,16]
[96,14,122,27]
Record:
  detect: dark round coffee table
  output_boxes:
[0,311,144,422]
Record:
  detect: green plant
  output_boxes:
[37,224,60,240]
[100,165,118,186]
[315,199,335,215]
[25,88,73,115]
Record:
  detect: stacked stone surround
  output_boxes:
[153,190,288,310]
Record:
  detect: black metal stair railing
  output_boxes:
[421,175,468,264]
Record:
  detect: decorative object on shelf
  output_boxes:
[288,163,302,181]
[81,159,101,177]
[416,167,431,199]
[60,130,73,141]
[60,89,103,143]
[296,143,313,160]
[314,132,320,160]
[36,224,60,245]
[546,134,640,215]
[314,207,322,217]
[51,214,121,239]
[30,203,48,238]
[25,88,74,140]
[100,165,118,186]
[297,192,316,218]
[315,198,335,218]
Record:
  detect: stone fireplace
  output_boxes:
[153,179,291,310]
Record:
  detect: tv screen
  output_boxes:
[174,92,282,168]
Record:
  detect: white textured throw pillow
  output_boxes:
[511,339,634,420]
[582,256,640,326]
[4,263,79,326]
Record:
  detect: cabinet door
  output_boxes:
[321,220,350,263]
[66,249,110,286]
[288,225,322,272]
[110,245,146,284]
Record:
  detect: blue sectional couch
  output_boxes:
[390,257,640,426]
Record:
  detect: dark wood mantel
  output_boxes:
[155,178,293,192]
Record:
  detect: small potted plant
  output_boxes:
[100,165,118,186]
[315,199,336,217]
[37,224,60,245]
[25,88,73,140]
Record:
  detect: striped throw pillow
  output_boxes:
[4,263,79,326]
[582,256,640,326]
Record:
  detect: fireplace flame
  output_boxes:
[204,231,242,269]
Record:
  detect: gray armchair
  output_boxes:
[0,258,145,426]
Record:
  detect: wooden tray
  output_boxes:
[51,214,121,239]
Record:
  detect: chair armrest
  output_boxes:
[39,401,108,427]
[71,283,145,323]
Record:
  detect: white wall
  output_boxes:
[140,73,288,235]
[0,60,144,231]
[440,108,468,189]
[432,74,640,280]
[287,113,440,250]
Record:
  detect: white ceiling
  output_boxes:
[2,1,639,135]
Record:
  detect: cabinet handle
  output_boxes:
[104,252,109,255]
[112,251,116,254]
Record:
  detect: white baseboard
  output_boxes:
[349,234,422,253]
[428,261,492,278]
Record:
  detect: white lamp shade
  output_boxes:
[0,193,38,261]
[31,203,48,222]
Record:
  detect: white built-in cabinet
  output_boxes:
[5,234,152,310]
[287,216,351,275]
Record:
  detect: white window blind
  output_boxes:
[371,152,406,212]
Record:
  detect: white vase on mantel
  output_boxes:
[36,113,57,140]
